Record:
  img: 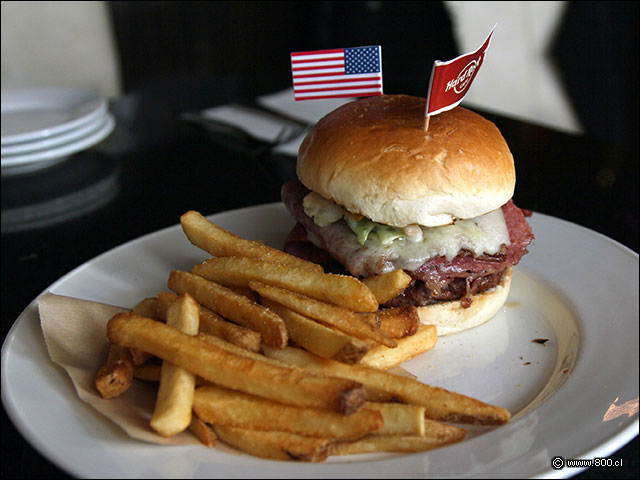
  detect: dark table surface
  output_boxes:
[2,81,638,478]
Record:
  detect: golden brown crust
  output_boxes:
[297,95,515,227]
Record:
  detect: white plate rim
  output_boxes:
[1,87,107,145]
[1,205,638,478]
[1,110,109,156]
[1,114,115,168]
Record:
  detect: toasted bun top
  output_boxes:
[297,94,515,227]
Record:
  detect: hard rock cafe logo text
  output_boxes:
[445,58,481,94]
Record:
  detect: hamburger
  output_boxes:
[281,94,533,336]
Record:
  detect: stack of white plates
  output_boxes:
[1,87,116,176]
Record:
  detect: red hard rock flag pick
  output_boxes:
[424,26,496,131]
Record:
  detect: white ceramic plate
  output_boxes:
[1,109,109,156]
[2,204,638,478]
[1,114,115,176]
[1,88,108,145]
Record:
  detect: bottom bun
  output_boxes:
[417,269,513,337]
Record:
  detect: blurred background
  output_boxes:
[2,0,637,154]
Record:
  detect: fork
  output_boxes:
[180,106,307,156]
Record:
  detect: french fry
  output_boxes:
[157,291,261,352]
[373,306,420,339]
[168,270,287,349]
[262,299,369,364]
[133,363,209,387]
[131,297,159,318]
[193,386,383,440]
[150,294,200,437]
[180,210,322,273]
[249,281,397,349]
[188,414,217,448]
[212,425,330,462]
[133,363,162,382]
[195,331,283,365]
[262,345,511,425]
[364,402,425,436]
[227,285,258,302]
[129,348,153,367]
[130,297,160,366]
[360,325,437,370]
[362,270,412,304]
[192,256,378,312]
[328,420,466,454]
[107,313,366,414]
[95,345,134,399]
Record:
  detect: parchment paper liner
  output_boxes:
[38,292,199,446]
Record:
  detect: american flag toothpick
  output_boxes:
[291,46,383,101]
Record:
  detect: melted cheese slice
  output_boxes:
[385,209,511,271]
[302,192,344,226]
[303,191,511,273]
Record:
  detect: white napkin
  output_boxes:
[200,89,353,157]
[257,88,351,125]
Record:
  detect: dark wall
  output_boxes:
[551,1,638,153]
[108,1,457,96]
[107,1,638,154]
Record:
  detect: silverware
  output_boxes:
[232,100,309,129]
[180,104,307,156]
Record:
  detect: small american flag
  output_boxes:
[291,46,383,101]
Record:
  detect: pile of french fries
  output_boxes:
[94,210,510,462]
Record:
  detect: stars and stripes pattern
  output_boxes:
[291,46,383,101]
